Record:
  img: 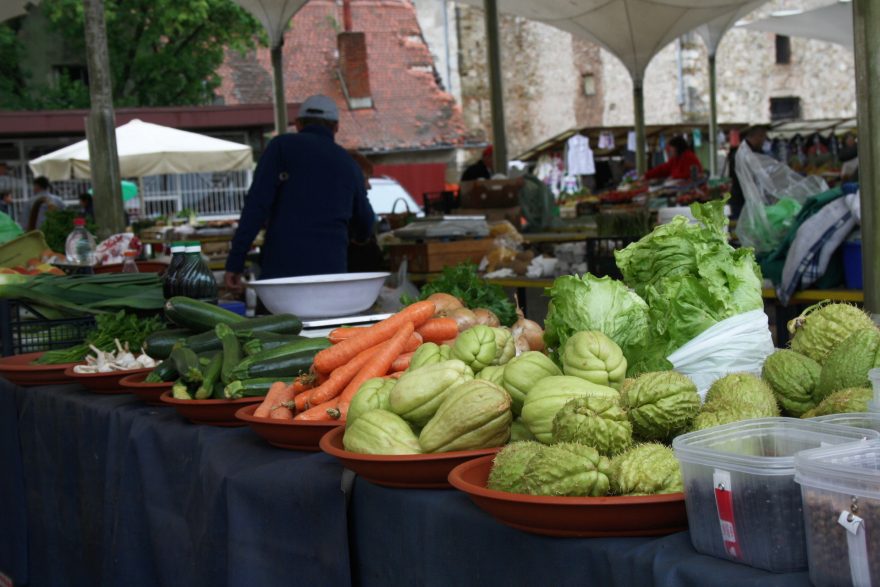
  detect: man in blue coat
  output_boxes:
[224,95,375,291]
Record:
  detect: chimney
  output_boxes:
[338,30,373,110]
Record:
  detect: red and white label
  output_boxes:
[0,571,14,587]
[713,469,743,559]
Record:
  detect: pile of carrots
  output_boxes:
[252,301,459,422]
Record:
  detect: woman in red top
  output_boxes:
[644,136,703,181]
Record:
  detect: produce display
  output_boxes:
[37,310,165,365]
[413,263,518,326]
[72,340,158,373]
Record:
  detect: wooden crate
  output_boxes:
[387,239,494,273]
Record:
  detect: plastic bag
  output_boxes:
[736,146,828,254]
[375,258,419,313]
[667,309,775,398]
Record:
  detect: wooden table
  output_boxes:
[521,231,594,244]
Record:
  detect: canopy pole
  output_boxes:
[708,54,718,178]
[271,41,288,136]
[83,0,124,238]
[634,83,646,175]
[484,0,508,175]
[854,0,880,315]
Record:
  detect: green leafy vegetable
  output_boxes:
[543,273,649,363]
[41,209,98,254]
[613,198,763,369]
[417,263,517,326]
[35,310,166,364]
[0,273,165,316]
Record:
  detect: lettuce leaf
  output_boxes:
[543,273,649,361]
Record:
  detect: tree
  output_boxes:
[2,0,262,109]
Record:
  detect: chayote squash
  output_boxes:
[388,359,473,426]
[476,364,506,387]
[521,442,611,497]
[510,418,537,442]
[346,377,395,427]
[343,409,422,455]
[761,349,820,416]
[551,395,632,456]
[561,331,627,390]
[491,328,516,366]
[419,380,512,452]
[408,342,451,372]
[452,325,498,372]
[520,375,619,444]
[503,351,562,415]
[622,371,700,441]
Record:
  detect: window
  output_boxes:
[775,35,791,64]
[582,73,596,96]
[770,96,801,121]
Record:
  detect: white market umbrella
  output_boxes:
[1,1,32,23]
[231,0,311,135]
[695,1,766,176]
[740,1,853,51]
[29,119,254,181]
[459,0,770,173]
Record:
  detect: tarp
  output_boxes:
[29,119,254,181]
[696,1,766,56]
[740,1,853,51]
[232,0,309,46]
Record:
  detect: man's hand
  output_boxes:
[224,271,244,293]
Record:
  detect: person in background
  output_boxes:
[461,145,494,181]
[224,94,374,291]
[727,125,769,219]
[0,191,13,217]
[78,192,95,222]
[25,176,65,231]
[643,136,703,182]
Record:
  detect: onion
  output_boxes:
[427,292,464,315]
[514,333,530,356]
[448,307,477,332]
[472,308,500,327]
[511,306,544,352]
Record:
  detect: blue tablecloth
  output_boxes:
[0,380,810,587]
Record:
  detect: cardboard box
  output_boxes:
[387,239,494,273]
[459,179,521,209]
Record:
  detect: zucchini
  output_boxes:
[217,323,241,384]
[211,381,227,400]
[195,352,223,400]
[182,314,304,355]
[164,297,246,332]
[146,359,178,383]
[145,328,195,360]
[224,378,279,399]
[242,338,263,357]
[231,338,330,380]
[172,380,193,400]
[232,343,329,381]
[243,335,309,357]
[170,346,203,384]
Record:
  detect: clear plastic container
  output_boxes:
[868,368,880,413]
[672,418,879,572]
[64,218,96,266]
[795,439,880,587]
[121,250,139,273]
[811,412,880,434]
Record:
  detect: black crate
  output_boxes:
[0,299,95,357]
[585,237,638,280]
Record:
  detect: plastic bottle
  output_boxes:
[162,242,186,298]
[122,250,139,273]
[65,218,97,267]
[178,242,218,303]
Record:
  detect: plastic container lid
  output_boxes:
[74,218,86,227]
[869,368,880,411]
[810,412,880,433]
[795,438,880,500]
[672,417,879,476]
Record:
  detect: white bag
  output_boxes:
[375,259,419,313]
[667,309,775,399]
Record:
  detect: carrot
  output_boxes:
[330,327,422,350]
[390,351,414,373]
[294,392,309,412]
[305,342,384,407]
[268,384,298,420]
[403,332,423,353]
[336,322,414,420]
[312,301,435,373]
[254,381,290,418]
[387,371,403,380]
[294,398,339,421]
[416,318,458,343]
[270,405,294,420]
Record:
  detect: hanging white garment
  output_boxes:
[598,131,615,150]
[565,134,596,176]
[627,131,637,152]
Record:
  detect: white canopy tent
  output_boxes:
[460,0,772,173]
[695,1,766,176]
[29,119,254,181]
[740,1,853,50]
[0,1,32,23]
[231,0,311,135]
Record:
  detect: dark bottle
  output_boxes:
[162,241,186,299]
[178,242,218,303]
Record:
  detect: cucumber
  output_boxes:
[231,338,330,380]
[164,297,246,332]
[183,314,303,354]
[195,352,223,400]
[224,378,279,399]
[145,328,194,360]
[172,380,193,400]
[170,347,203,384]
[231,348,328,381]
[216,323,241,385]
[146,359,178,383]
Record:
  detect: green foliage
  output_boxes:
[417,263,518,326]
[42,209,98,253]
[4,0,262,109]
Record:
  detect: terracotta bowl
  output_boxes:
[235,404,343,451]
[319,425,500,489]
[159,391,262,427]
[119,371,174,405]
[0,352,79,386]
[447,455,688,538]
[64,365,153,394]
